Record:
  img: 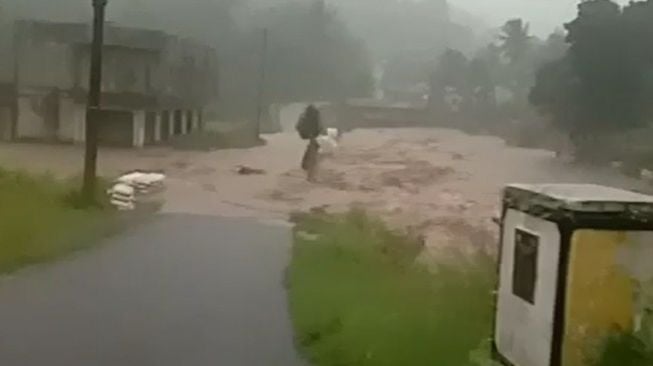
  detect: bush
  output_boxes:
[0,168,114,273]
[592,331,653,366]
[289,210,497,366]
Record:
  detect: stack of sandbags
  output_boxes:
[116,171,166,195]
[107,183,135,210]
[107,171,166,210]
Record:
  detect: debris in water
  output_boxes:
[451,152,465,160]
[236,165,266,175]
[202,183,217,192]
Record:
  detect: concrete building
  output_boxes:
[0,20,218,147]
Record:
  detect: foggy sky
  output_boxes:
[450,0,629,36]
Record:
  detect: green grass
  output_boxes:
[0,168,116,274]
[591,330,653,366]
[289,210,497,366]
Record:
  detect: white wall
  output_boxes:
[57,97,76,141]
[180,111,188,135]
[0,107,12,140]
[495,209,561,366]
[190,111,198,131]
[16,96,46,139]
[154,112,162,142]
[73,104,86,143]
[56,98,87,143]
[132,110,145,147]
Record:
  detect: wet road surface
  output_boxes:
[0,214,304,366]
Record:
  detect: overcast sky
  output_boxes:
[449,0,628,36]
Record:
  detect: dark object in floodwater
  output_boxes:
[301,139,320,181]
[297,105,323,182]
[236,165,266,175]
[296,105,322,140]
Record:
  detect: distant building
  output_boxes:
[0,20,218,147]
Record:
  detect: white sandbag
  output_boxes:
[110,189,135,200]
[107,182,136,210]
[116,172,144,185]
[317,134,339,154]
[145,173,166,183]
[110,171,166,210]
[117,171,166,186]
[109,183,135,196]
[116,171,166,196]
[110,199,135,210]
[326,128,339,140]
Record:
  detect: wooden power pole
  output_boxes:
[82,0,107,204]
[255,28,268,137]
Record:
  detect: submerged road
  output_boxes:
[0,214,304,366]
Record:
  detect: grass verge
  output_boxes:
[288,210,497,366]
[0,168,119,274]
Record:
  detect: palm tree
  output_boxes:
[498,19,532,64]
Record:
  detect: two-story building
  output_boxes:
[0,20,218,147]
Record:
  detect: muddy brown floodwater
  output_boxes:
[1,128,648,261]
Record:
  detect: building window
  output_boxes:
[513,228,539,304]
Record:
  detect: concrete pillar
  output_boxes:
[186,110,194,133]
[191,110,199,131]
[180,111,188,135]
[133,110,146,148]
[197,109,204,131]
[154,112,162,142]
[168,110,175,137]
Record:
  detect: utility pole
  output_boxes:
[255,28,268,138]
[82,0,107,204]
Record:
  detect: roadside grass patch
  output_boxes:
[0,168,117,274]
[289,209,497,366]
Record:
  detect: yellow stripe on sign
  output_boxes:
[563,230,634,366]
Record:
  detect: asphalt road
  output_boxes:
[0,214,304,366]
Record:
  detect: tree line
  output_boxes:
[430,0,653,160]
[429,18,567,128]
[530,0,653,159]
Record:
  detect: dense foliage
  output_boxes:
[428,18,567,132]
[530,0,653,154]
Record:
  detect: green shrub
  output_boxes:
[0,168,114,273]
[592,330,653,366]
[289,210,497,366]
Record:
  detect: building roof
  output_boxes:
[505,183,653,215]
[15,20,169,51]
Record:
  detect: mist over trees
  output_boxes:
[425,0,653,162]
[428,16,568,131]
[530,0,653,159]
[333,0,478,94]
[247,1,373,102]
[116,0,375,118]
